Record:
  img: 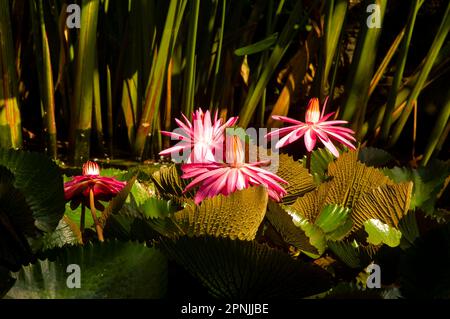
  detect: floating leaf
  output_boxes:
[275,154,316,204]
[38,216,82,250]
[290,150,412,246]
[298,221,327,257]
[325,150,395,208]
[0,149,66,271]
[290,181,330,222]
[352,182,413,230]
[383,160,450,216]
[151,165,191,201]
[398,211,420,247]
[159,236,333,299]
[327,240,363,269]
[364,219,402,247]
[315,204,353,238]
[266,201,318,254]
[305,147,335,183]
[0,148,65,232]
[141,197,177,219]
[0,266,14,298]
[320,282,387,299]
[358,147,394,167]
[6,241,167,299]
[99,174,137,227]
[174,186,268,240]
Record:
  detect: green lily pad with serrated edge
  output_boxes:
[364,219,402,248]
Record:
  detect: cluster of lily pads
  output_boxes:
[0,103,449,299]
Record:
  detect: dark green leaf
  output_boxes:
[400,223,450,298]
[358,147,394,167]
[266,200,318,254]
[6,241,167,299]
[234,33,279,56]
[160,236,333,299]
[0,148,65,232]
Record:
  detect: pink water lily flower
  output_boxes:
[64,161,126,242]
[159,108,238,163]
[181,135,288,204]
[64,161,126,211]
[265,97,356,157]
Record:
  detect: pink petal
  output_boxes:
[181,113,192,128]
[226,169,238,194]
[318,119,349,126]
[304,129,317,152]
[160,131,188,141]
[275,126,308,149]
[320,96,330,118]
[320,125,356,137]
[245,165,288,185]
[319,128,357,149]
[318,135,340,157]
[204,171,231,199]
[194,187,209,204]
[222,116,239,128]
[265,126,297,140]
[271,115,304,125]
[159,143,190,156]
[318,112,335,122]
[183,167,229,191]
[235,169,247,190]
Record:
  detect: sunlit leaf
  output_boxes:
[352,182,413,230]
[141,197,177,219]
[315,204,352,236]
[174,186,268,241]
[276,154,316,204]
[288,212,326,257]
[266,200,318,254]
[308,147,335,183]
[364,219,402,247]
[151,165,190,200]
[325,150,395,208]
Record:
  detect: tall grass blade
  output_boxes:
[341,0,387,137]
[182,0,200,116]
[0,0,22,148]
[210,0,226,110]
[71,0,100,165]
[106,64,113,157]
[133,0,186,160]
[239,0,317,128]
[389,2,450,146]
[380,0,421,142]
[321,0,347,99]
[422,89,450,166]
[369,26,405,98]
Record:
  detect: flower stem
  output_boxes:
[89,188,104,242]
[80,204,85,244]
[306,151,312,173]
